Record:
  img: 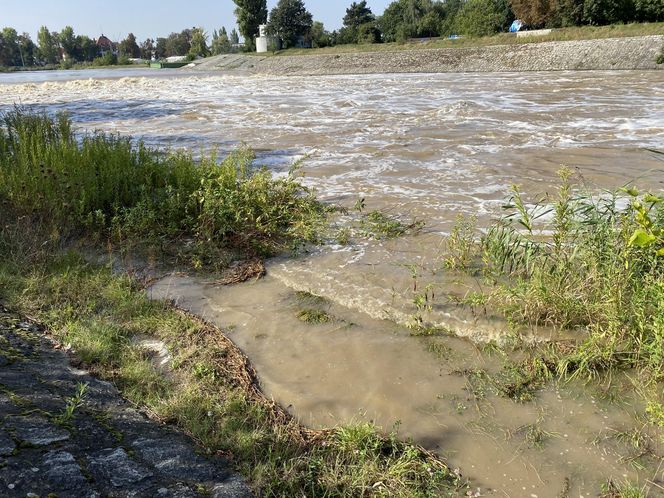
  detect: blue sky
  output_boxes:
[2,0,392,42]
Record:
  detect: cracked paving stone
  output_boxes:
[87,447,153,487]
[131,437,221,481]
[211,475,254,498]
[0,431,15,455]
[42,451,88,489]
[5,415,70,446]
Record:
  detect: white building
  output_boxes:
[256,25,280,53]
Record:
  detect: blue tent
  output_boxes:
[509,20,524,33]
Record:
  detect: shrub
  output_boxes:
[454,0,513,37]
[0,109,327,263]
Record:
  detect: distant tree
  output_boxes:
[230,28,240,45]
[440,0,464,35]
[17,32,36,66]
[164,30,192,57]
[552,0,586,26]
[583,0,634,24]
[0,28,21,66]
[211,27,232,54]
[454,0,513,36]
[59,26,80,62]
[268,0,313,48]
[188,28,209,58]
[310,21,333,47]
[119,33,141,58]
[37,26,59,64]
[233,0,268,49]
[78,35,98,62]
[140,38,155,60]
[634,0,664,21]
[155,37,167,59]
[378,0,445,42]
[340,1,380,43]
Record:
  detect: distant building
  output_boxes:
[96,35,115,55]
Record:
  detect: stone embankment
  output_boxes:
[0,306,253,498]
[190,35,664,75]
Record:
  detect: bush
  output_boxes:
[453,0,513,37]
[0,109,327,262]
[92,52,117,66]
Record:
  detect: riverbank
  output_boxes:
[190,35,664,75]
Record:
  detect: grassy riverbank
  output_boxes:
[0,110,467,496]
[270,22,664,56]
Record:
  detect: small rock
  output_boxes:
[6,415,70,446]
[43,451,87,489]
[0,431,16,456]
[131,437,218,481]
[87,448,152,487]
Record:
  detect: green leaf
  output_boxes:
[621,186,639,197]
[644,193,662,205]
[628,229,656,248]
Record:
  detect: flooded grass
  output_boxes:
[441,167,664,422]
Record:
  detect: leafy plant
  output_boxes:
[54,382,88,425]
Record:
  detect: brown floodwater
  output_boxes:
[150,274,663,497]
[2,69,663,495]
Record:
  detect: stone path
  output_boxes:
[0,306,254,498]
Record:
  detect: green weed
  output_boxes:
[296,309,332,324]
[0,108,327,266]
[54,382,88,426]
[442,168,664,396]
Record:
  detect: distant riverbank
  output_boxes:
[190,35,664,75]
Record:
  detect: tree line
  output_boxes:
[234,0,664,49]
[1,0,662,68]
[0,25,240,68]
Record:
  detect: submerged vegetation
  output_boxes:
[443,167,664,421]
[0,109,467,496]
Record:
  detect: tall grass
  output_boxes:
[448,168,663,389]
[0,108,326,264]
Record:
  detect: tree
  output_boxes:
[164,30,192,57]
[230,28,240,45]
[634,0,664,21]
[17,33,36,66]
[59,26,81,62]
[340,1,380,44]
[37,26,59,65]
[77,35,98,62]
[188,28,209,58]
[583,0,634,24]
[378,0,446,42]
[119,33,141,58]
[140,38,155,60]
[0,28,21,66]
[510,0,554,26]
[233,0,268,49]
[268,0,313,48]
[211,27,232,54]
[155,38,167,59]
[454,0,513,36]
[310,21,332,47]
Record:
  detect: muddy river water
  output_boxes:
[1,68,663,496]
